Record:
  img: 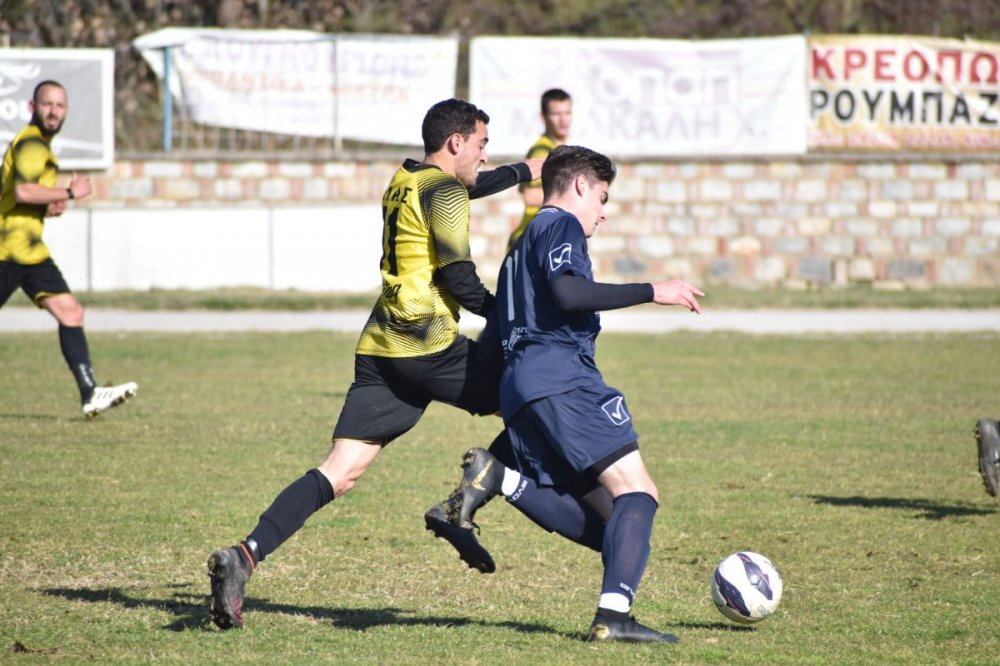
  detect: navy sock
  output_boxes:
[600,492,658,605]
[247,468,334,561]
[58,325,95,402]
[505,476,605,551]
[488,429,605,550]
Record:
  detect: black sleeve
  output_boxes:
[436,261,496,317]
[475,307,504,374]
[467,163,533,199]
[551,274,654,312]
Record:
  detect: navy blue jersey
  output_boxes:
[496,206,604,419]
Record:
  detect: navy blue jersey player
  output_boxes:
[430,145,703,643]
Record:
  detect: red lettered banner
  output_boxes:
[809,35,1000,151]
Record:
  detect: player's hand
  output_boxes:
[68,172,92,200]
[651,279,704,313]
[46,200,67,217]
[523,157,545,180]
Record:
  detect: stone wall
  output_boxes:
[91,155,1000,289]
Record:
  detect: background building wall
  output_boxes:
[48,156,1000,292]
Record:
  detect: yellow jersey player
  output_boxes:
[206,99,543,630]
[0,80,137,418]
[506,88,573,249]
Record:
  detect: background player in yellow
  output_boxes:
[507,88,573,249]
[0,80,137,418]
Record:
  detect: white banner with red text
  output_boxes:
[134,28,458,144]
[809,35,1000,151]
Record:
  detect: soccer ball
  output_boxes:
[711,551,783,624]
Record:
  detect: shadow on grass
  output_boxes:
[0,412,61,422]
[42,586,567,637]
[807,495,997,520]
[673,621,755,632]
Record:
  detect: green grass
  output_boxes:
[1,330,999,664]
[6,284,1000,311]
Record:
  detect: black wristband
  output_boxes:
[66,188,75,200]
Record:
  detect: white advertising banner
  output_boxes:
[470,35,807,157]
[135,28,457,144]
[335,35,459,143]
[0,49,115,169]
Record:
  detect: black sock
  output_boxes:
[58,325,95,402]
[235,539,261,568]
[247,469,334,561]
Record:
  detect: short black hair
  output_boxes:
[541,145,616,200]
[32,80,64,104]
[421,99,490,154]
[541,88,571,115]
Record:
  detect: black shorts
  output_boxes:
[0,259,71,308]
[331,335,501,444]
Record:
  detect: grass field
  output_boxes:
[1,329,999,664]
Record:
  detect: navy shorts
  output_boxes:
[506,383,639,488]
[332,335,501,444]
[0,259,71,308]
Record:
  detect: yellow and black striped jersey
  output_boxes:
[509,134,558,249]
[0,124,58,265]
[356,159,478,358]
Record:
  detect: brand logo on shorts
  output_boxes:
[601,395,631,426]
[548,243,572,271]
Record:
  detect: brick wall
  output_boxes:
[93,156,1000,288]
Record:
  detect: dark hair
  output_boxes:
[32,80,64,104]
[541,88,571,115]
[421,99,490,154]
[541,145,616,200]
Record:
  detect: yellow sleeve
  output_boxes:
[427,180,473,267]
[13,138,51,184]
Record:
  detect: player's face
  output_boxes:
[455,120,489,187]
[543,100,572,142]
[30,85,68,137]
[578,177,609,238]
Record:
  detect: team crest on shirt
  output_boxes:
[601,395,631,426]
[548,243,572,271]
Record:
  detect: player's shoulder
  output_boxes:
[524,208,582,248]
[11,125,47,152]
[534,207,580,231]
[526,134,557,159]
[397,159,464,201]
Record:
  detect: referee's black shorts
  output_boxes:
[0,258,71,308]
[331,335,501,445]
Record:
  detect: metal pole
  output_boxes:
[333,37,342,153]
[163,46,173,151]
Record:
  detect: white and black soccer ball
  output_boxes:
[711,551,783,624]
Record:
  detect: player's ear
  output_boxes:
[574,173,587,197]
[446,132,463,155]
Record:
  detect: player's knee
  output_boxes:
[316,463,357,497]
[51,298,84,326]
[65,304,84,327]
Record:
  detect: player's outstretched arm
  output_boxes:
[651,279,704,313]
[467,157,543,200]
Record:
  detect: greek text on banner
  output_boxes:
[809,34,1000,151]
[134,28,457,145]
[469,35,807,157]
